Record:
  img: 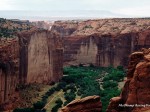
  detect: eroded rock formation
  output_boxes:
[52,19,150,67]
[0,38,19,110]
[0,30,63,110]
[107,48,150,112]
[60,95,102,112]
[52,18,150,36]
[18,30,63,84]
[63,31,150,67]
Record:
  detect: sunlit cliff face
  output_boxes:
[18,30,63,84]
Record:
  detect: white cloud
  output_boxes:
[114,6,150,17]
[0,0,13,10]
[0,0,150,17]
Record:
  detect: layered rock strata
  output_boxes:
[107,48,150,112]
[63,30,150,67]
[0,30,63,110]
[18,30,63,84]
[52,19,150,67]
[0,38,19,108]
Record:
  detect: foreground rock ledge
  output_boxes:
[60,95,102,112]
[107,48,150,112]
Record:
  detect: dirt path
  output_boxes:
[42,91,62,110]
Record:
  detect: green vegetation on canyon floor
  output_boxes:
[13,65,126,112]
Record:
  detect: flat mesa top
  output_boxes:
[53,18,150,36]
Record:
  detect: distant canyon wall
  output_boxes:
[62,30,150,67]
[0,30,63,108]
[52,19,150,67]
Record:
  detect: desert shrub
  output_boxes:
[62,76,76,84]
[55,98,63,106]
[33,101,45,109]
[89,63,95,67]
[100,88,121,112]
[79,63,83,67]
[117,66,124,71]
[51,105,60,112]
[84,25,93,29]
[51,98,63,112]
[64,92,76,102]
[13,108,34,112]
[56,82,67,90]
[103,81,118,89]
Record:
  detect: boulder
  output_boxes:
[60,96,102,112]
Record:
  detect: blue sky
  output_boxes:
[0,0,150,19]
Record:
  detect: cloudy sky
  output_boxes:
[0,0,150,20]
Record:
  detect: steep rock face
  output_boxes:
[60,95,102,112]
[0,38,19,108]
[107,48,150,112]
[18,30,63,84]
[64,35,98,65]
[52,19,150,67]
[0,30,63,110]
[63,30,150,67]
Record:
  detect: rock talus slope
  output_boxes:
[107,48,150,112]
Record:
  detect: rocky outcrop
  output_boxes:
[0,30,63,110]
[0,38,19,109]
[32,21,54,30]
[60,95,102,112]
[18,30,63,84]
[52,18,150,36]
[107,48,150,112]
[51,21,78,37]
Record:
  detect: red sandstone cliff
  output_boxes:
[0,38,19,110]
[32,21,54,30]
[107,48,150,112]
[18,30,63,84]
[0,29,63,110]
[60,95,102,112]
[63,30,150,67]
[52,18,150,36]
[52,19,150,67]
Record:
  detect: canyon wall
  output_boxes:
[51,21,78,37]
[0,30,63,109]
[63,35,98,65]
[0,38,19,108]
[18,30,63,84]
[107,48,150,112]
[52,19,150,67]
[63,30,150,67]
